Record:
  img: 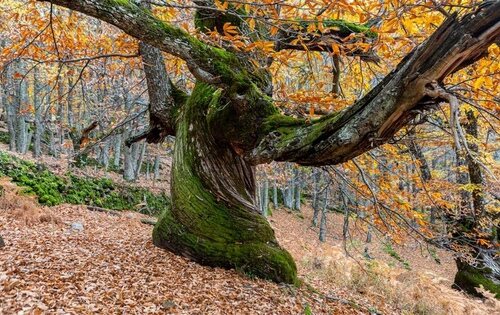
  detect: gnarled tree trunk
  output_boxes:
[152,83,296,283]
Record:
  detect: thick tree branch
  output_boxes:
[138,35,186,140]
[125,128,150,147]
[248,2,500,166]
[275,19,379,62]
[193,0,379,61]
[38,0,243,84]
[127,0,187,143]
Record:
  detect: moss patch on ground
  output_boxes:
[0,151,170,215]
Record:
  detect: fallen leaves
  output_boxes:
[0,202,355,314]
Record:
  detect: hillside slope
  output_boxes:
[0,154,498,314]
[0,182,358,314]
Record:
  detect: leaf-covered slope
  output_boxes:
[0,203,359,314]
[0,151,170,214]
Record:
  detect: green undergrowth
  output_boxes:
[383,243,411,270]
[0,131,9,145]
[0,151,170,215]
[73,156,121,173]
[454,261,500,299]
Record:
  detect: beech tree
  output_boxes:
[35,0,499,287]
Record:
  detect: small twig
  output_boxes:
[49,3,60,59]
[140,218,157,226]
[87,205,121,216]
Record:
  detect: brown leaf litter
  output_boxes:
[1,179,498,314]
[0,181,357,314]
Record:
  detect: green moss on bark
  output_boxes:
[454,262,500,299]
[256,111,341,155]
[321,19,378,38]
[152,82,297,284]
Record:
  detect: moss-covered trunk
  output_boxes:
[454,258,499,299]
[452,110,499,299]
[152,83,297,283]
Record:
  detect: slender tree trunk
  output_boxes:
[256,183,261,212]
[293,169,301,211]
[312,169,321,226]
[54,79,64,157]
[2,67,17,151]
[319,188,329,242]
[14,61,29,154]
[289,168,295,208]
[272,178,278,207]
[280,187,286,208]
[312,169,319,209]
[101,140,111,170]
[261,177,269,216]
[453,110,499,298]
[113,134,122,168]
[135,140,147,179]
[123,141,138,181]
[153,83,296,283]
[67,76,75,128]
[32,67,43,158]
[366,222,372,243]
[123,125,140,181]
[145,150,151,180]
[464,111,485,219]
[153,153,160,180]
[407,128,437,222]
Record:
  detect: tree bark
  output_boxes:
[319,188,329,242]
[2,61,17,151]
[453,110,499,298]
[113,133,122,169]
[152,83,296,283]
[407,128,438,222]
[32,67,43,158]
[293,168,301,211]
[153,152,160,180]
[272,178,278,207]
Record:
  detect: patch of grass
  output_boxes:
[0,131,10,145]
[303,304,313,315]
[0,151,169,215]
[383,243,411,270]
[428,247,441,264]
[302,256,448,314]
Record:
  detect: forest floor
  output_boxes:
[270,209,499,314]
[0,150,498,314]
[1,178,498,314]
[0,180,360,314]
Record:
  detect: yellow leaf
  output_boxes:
[247,18,255,31]
[331,43,340,56]
[214,0,228,11]
[222,22,239,37]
